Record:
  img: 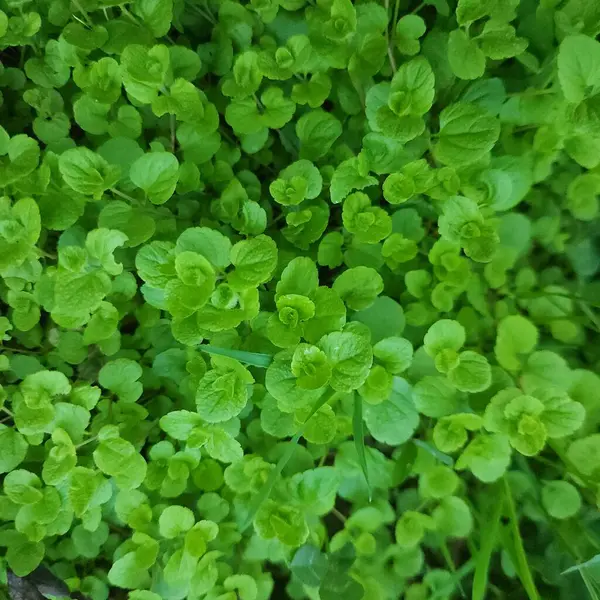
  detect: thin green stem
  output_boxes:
[2,346,39,355]
[518,289,600,311]
[240,389,339,531]
[507,88,556,98]
[120,5,141,25]
[503,476,540,600]
[76,435,98,450]
[353,395,371,500]
[384,0,397,73]
[390,0,401,45]
[187,2,217,24]
[411,0,426,14]
[170,114,177,152]
[110,188,142,205]
[332,507,347,523]
[440,541,466,598]
[202,0,217,22]
[430,559,475,600]
[579,301,600,333]
[72,0,93,26]
[219,127,237,146]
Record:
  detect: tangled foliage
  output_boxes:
[1,0,600,598]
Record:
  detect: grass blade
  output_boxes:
[240,429,302,532]
[472,481,503,600]
[503,476,540,600]
[240,390,336,531]
[413,439,454,466]
[440,540,466,598]
[353,395,371,501]
[395,441,418,485]
[581,570,600,600]
[201,344,273,368]
[430,559,475,600]
[562,554,600,576]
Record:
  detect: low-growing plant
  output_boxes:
[0,0,599,599]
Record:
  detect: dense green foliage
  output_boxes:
[1,0,600,598]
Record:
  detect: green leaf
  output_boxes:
[558,35,600,104]
[93,427,147,490]
[395,510,435,548]
[567,434,600,478]
[434,103,500,166]
[541,480,582,520]
[390,57,435,116]
[196,357,254,422]
[318,331,373,392]
[135,0,173,37]
[448,351,492,393]
[276,256,319,299]
[372,337,413,374]
[296,110,343,160]
[413,375,460,418]
[6,535,45,576]
[478,21,528,60]
[98,359,143,403]
[333,266,384,311]
[290,545,329,587]
[342,192,392,243]
[395,15,426,56]
[448,29,486,80]
[363,377,419,444]
[331,157,378,204]
[0,425,28,474]
[432,495,473,538]
[456,433,511,482]
[130,152,179,205]
[291,344,331,389]
[494,315,538,372]
[228,235,278,291]
[3,469,42,504]
[59,147,120,199]
[159,505,195,538]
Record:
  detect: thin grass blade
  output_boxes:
[503,476,540,600]
[240,390,335,531]
[353,394,371,501]
[201,344,273,368]
[472,481,503,600]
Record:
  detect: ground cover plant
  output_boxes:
[1,0,600,598]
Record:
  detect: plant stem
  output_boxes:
[110,188,142,205]
[170,114,177,152]
[72,0,93,26]
[332,507,347,522]
[76,435,98,449]
[187,2,216,24]
[411,0,426,13]
[507,88,556,98]
[384,0,397,73]
[120,5,141,25]
[390,0,401,45]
